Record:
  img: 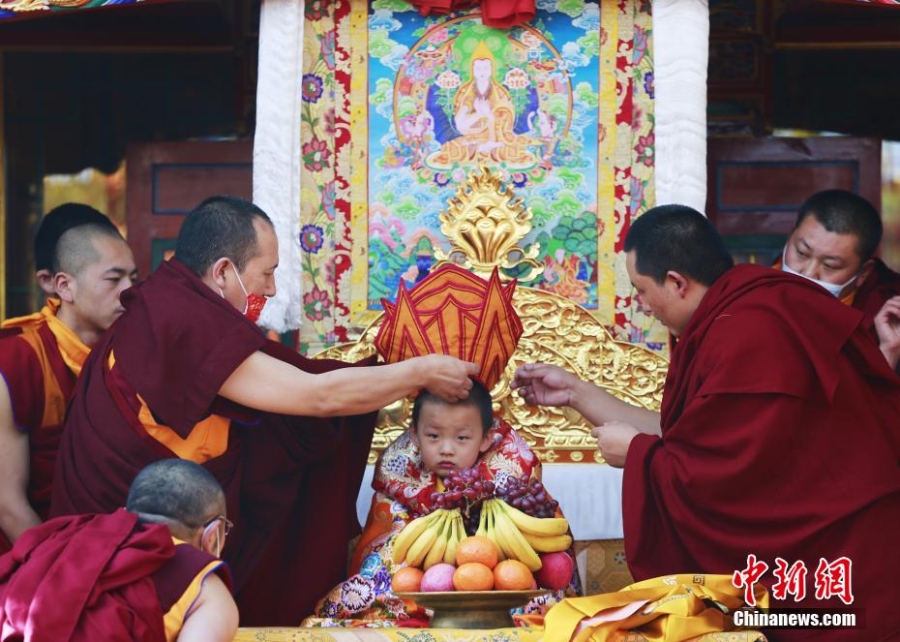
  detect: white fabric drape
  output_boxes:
[653,0,709,212]
[356,464,626,540]
[254,0,306,332]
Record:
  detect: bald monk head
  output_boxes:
[624,204,735,337]
[781,189,883,299]
[51,222,137,346]
[175,196,277,321]
[34,203,119,296]
[126,459,230,558]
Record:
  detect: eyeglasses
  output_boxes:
[203,515,234,538]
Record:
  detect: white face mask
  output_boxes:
[781,248,858,298]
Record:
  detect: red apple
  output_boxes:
[535,551,574,590]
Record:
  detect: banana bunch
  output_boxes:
[391,508,466,569]
[476,499,572,572]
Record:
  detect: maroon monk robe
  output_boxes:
[0,323,78,554]
[0,509,173,641]
[623,264,900,642]
[51,259,378,626]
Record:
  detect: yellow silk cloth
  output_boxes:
[233,627,765,642]
[2,300,90,376]
[543,574,768,642]
[234,627,544,641]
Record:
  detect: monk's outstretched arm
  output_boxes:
[0,380,42,543]
[219,351,480,417]
[512,363,661,436]
[568,377,661,436]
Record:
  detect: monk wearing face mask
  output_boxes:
[514,205,900,642]
[776,189,900,370]
[50,195,480,626]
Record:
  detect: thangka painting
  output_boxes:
[298,0,664,353]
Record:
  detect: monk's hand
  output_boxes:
[510,363,575,408]
[591,421,639,468]
[875,296,900,370]
[420,355,479,402]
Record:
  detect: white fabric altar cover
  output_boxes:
[356,463,627,540]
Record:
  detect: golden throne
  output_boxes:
[233,168,671,640]
[316,165,668,466]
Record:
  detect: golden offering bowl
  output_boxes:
[395,590,549,629]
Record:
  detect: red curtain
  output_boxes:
[408,0,536,28]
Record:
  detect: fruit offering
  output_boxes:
[421,563,456,592]
[427,467,495,535]
[476,499,571,572]
[392,508,466,569]
[391,566,424,592]
[494,475,560,519]
[392,529,574,593]
[390,470,574,593]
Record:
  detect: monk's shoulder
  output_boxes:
[0,332,47,382]
[696,298,815,397]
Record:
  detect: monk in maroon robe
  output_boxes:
[775,189,900,371]
[1,459,235,641]
[50,195,478,625]
[0,207,135,554]
[514,205,900,641]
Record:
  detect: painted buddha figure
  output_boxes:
[427,41,537,170]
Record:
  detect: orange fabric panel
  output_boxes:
[375,265,522,390]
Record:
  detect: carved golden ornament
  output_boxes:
[317,286,666,465]
[433,165,543,283]
[315,166,668,464]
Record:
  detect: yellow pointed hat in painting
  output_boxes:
[374,264,523,392]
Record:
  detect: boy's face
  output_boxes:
[411,402,491,479]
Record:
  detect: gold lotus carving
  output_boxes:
[315,166,668,464]
[433,165,542,283]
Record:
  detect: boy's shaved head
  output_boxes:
[53,224,128,276]
[35,203,117,273]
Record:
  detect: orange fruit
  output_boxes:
[453,562,495,591]
[455,535,500,569]
[391,566,424,592]
[493,559,535,590]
